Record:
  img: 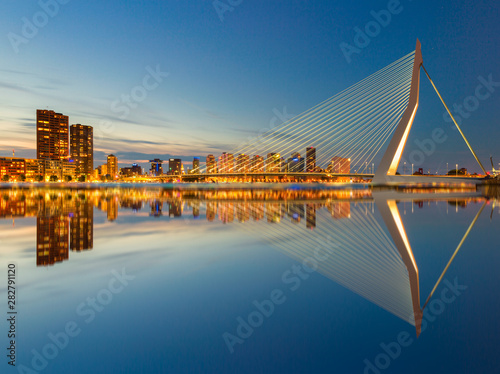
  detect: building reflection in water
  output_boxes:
[168,201,182,217]
[70,197,93,252]
[206,201,217,222]
[150,200,163,217]
[0,187,493,336]
[37,213,69,266]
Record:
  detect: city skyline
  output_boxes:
[0,105,489,181]
[1,1,499,174]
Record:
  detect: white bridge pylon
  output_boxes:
[373,39,486,184]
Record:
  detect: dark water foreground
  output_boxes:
[0,185,498,373]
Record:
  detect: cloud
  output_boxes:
[100,136,171,146]
[0,68,36,76]
[0,82,32,94]
[178,98,225,120]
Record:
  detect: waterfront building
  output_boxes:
[121,164,142,177]
[206,154,217,174]
[280,157,287,173]
[281,160,289,173]
[168,158,182,175]
[0,157,26,180]
[266,153,281,172]
[36,110,69,161]
[219,152,234,173]
[250,155,264,172]
[25,159,43,180]
[227,153,234,173]
[306,147,316,172]
[107,154,118,179]
[37,159,75,180]
[192,157,200,174]
[61,160,76,180]
[149,159,163,176]
[70,125,93,177]
[219,153,227,173]
[100,164,108,177]
[236,154,249,173]
[41,159,62,180]
[287,153,305,172]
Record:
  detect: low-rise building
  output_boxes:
[121,164,142,177]
[25,159,43,180]
[0,157,26,180]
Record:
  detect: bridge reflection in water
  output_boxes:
[0,187,491,336]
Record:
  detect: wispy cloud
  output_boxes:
[100,136,171,146]
[0,82,32,94]
[178,98,224,120]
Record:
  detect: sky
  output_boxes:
[0,0,499,173]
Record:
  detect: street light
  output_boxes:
[456,164,458,176]
[412,163,414,175]
[404,161,406,175]
[446,162,448,175]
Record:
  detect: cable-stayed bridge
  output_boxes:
[181,40,487,185]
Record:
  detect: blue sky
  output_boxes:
[0,0,499,173]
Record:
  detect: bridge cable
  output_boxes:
[421,64,487,175]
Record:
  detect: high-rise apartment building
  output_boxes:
[70,124,93,177]
[226,153,234,173]
[168,158,182,175]
[36,110,69,160]
[192,157,200,173]
[206,154,217,174]
[306,147,316,172]
[287,152,305,172]
[218,152,234,173]
[219,153,228,173]
[236,154,249,173]
[149,159,163,176]
[107,154,118,179]
[266,153,281,172]
[250,155,264,172]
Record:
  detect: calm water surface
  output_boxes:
[1,185,499,374]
